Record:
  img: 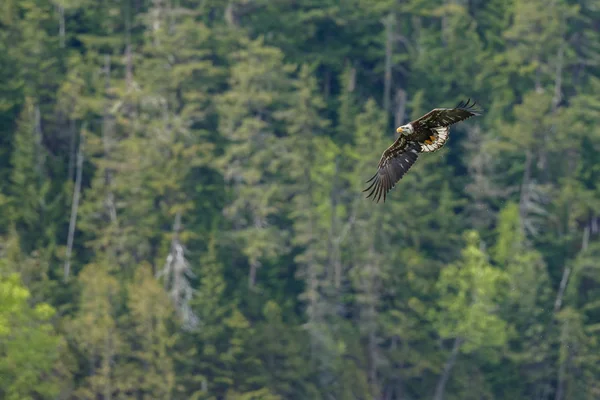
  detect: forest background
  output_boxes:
[1,0,600,399]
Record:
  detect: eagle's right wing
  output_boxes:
[413,98,483,130]
[363,139,421,203]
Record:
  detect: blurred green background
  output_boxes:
[1,0,600,399]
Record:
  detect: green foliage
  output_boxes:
[122,264,177,398]
[9,99,63,254]
[1,0,600,398]
[431,231,509,355]
[0,258,68,399]
[214,35,297,291]
[68,262,122,398]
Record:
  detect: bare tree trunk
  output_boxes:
[102,54,112,176]
[307,172,317,304]
[248,260,259,289]
[368,328,379,398]
[412,16,423,55]
[102,55,118,225]
[433,337,463,400]
[382,13,395,113]
[64,125,85,282]
[538,262,574,399]
[167,210,182,282]
[103,331,113,400]
[68,119,76,181]
[582,223,590,251]
[347,65,356,92]
[394,88,407,129]
[125,2,133,91]
[125,43,133,91]
[225,2,237,26]
[306,252,319,359]
[553,267,571,314]
[519,150,533,229]
[248,214,264,289]
[555,317,572,400]
[327,158,339,285]
[535,57,543,93]
[304,173,321,358]
[441,16,448,47]
[326,160,357,289]
[150,0,163,46]
[555,355,566,400]
[332,207,356,289]
[360,238,382,399]
[538,39,565,181]
[552,42,565,110]
[388,336,406,400]
[34,105,44,178]
[157,210,198,328]
[58,5,65,48]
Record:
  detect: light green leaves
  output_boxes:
[431,231,509,355]
[0,267,66,399]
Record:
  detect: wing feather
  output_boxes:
[420,126,450,153]
[413,98,483,130]
[362,140,420,203]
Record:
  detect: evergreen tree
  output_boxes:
[8,98,63,257]
[1,0,600,398]
[121,264,177,398]
[215,36,295,289]
[68,263,122,398]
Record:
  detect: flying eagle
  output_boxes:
[363,99,483,203]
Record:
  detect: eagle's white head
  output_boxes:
[396,123,414,136]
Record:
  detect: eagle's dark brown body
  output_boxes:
[363,99,483,203]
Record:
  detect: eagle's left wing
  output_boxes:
[363,138,421,203]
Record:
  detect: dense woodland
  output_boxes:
[1,0,600,399]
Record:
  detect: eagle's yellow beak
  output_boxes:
[396,127,403,134]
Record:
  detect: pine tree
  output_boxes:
[492,203,555,399]
[68,263,122,398]
[8,98,62,256]
[346,98,395,398]
[277,63,335,348]
[247,300,319,399]
[215,35,295,289]
[120,264,177,398]
[176,234,231,399]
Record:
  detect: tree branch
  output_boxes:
[433,337,463,400]
[382,12,395,112]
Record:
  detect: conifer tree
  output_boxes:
[122,264,177,398]
[9,98,62,256]
[216,36,295,289]
[68,263,122,398]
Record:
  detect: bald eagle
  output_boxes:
[363,99,483,203]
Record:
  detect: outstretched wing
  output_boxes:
[413,98,483,130]
[363,139,421,203]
